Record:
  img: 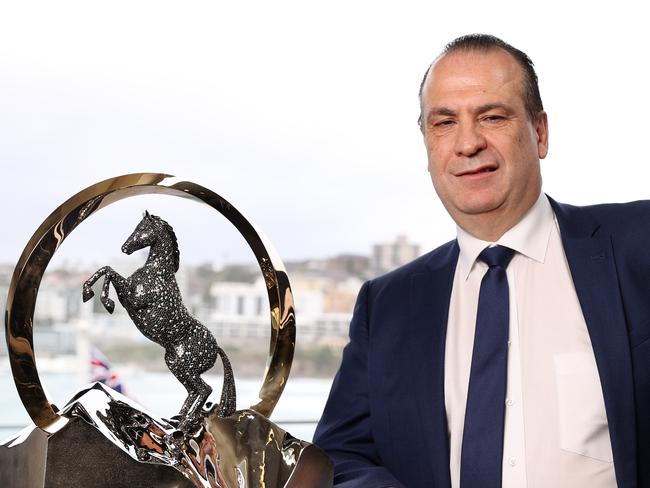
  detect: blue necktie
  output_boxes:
[460,245,515,488]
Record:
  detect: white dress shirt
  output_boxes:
[444,193,617,488]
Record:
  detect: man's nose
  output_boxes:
[454,122,487,157]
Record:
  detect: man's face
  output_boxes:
[420,49,548,233]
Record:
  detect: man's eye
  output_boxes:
[482,115,505,123]
[434,119,455,127]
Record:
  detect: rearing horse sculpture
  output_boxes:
[82,211,236,430]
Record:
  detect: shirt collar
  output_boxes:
[456,192,554,281]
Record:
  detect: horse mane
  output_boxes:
[149,214,180,272]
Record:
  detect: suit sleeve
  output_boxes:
[313,281,404,488]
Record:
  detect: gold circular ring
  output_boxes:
[4,173,295,432]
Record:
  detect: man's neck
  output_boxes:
[458,216,519,242]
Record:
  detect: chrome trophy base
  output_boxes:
[0,383,333,488]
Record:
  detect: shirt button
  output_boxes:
[508,458,517,467]
[506,398,514,406]
[507,340,512,347]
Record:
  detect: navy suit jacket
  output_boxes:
[314,198,650,488]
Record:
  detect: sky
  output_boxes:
[1,1,649,270]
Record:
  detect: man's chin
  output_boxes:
[455,198,503,217]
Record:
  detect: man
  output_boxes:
[314,34,650,488]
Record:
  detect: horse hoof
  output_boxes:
[82,288,94,302]
[103,299,115,314]
[177,413,204,433]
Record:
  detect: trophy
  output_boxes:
[1,174,333,488]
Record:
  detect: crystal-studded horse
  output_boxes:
[82,211,236,429]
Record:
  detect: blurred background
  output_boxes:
[1,0,649,441]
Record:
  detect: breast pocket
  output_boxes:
[553,351,614,463]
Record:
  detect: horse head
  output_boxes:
[121,210,157,255]
[121,211,180,271]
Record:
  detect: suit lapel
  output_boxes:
[409,241,458,488]
[550,197,637,488]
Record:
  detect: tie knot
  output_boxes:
[478,245,514,269]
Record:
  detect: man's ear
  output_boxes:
[535,111,549,159]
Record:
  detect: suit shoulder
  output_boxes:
[559,199,650,232]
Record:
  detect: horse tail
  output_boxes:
[216,346,237,417]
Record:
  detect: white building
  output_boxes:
[371,235,420,274]
[205,275,359,343]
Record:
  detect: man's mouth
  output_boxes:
[456,165,498,176]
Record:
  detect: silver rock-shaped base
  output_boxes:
[0,383,332,488]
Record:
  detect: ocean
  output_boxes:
[0,372,334,443]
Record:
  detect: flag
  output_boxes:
[90,346,126,394]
